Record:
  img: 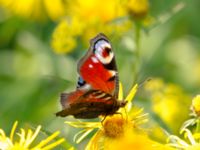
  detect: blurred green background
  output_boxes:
[0,0,199,148]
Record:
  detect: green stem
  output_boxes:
[133,23,141,83]
[196,118,200,133]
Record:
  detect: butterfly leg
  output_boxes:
[114,112,123,119]
[101,115,108,125]
[114,111,128,122]
[123,107,128,122]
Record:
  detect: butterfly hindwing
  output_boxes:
[56,90,120,118]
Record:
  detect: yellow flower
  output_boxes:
[126,0,149,19]
[50,0,153,54]
[64,84,171,149]
[104,129,174,150]
[181,95,200,135]
[0,121,65,150]
[103,115,127,138]
[51,17,85,54]
[192,95,200,116]
[68,0,125,23]
[0,0,67,21]
[51,19,132,53]
[168,128,200,150]
[51,0,133,54]
[144,78,191,133]
[64,84,137,138]
[167,94,200,149]
[86,114,173,150]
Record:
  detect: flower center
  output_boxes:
[103,116,127,138]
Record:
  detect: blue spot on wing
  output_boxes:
[77,76,86,88]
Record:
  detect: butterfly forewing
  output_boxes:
[77,33,119,98]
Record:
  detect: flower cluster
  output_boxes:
[0,0,68,22]
[144,78,191,133]
[167,95,200,150]
[0,121,65,150]
[51,0,150,54]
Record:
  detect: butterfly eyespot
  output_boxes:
[94,40,114,64]
[77,76,86,88]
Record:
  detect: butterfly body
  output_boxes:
[56,33,127,119]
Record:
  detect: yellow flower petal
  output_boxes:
[118,82,124,100]
[34,131,65,149]
[74,129,94,144]
[0,121,64,150]
[10,121,18,142]
[192,95,200,116]
[85,131,103,150]
[125,84,138,102]
[65,121,101,128]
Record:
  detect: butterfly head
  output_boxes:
[120,100,128,107]
[92,34,114,64]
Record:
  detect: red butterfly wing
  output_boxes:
[77,33,119,98]
[56,90,125,118]
[56,33,126,119]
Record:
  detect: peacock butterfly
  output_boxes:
[56,33,127,119]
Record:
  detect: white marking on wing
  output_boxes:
[94,40,113,64]
[95,93,106,99]
[91,56,99,63]
[95,40,111,50]
[103,96,112,101]
[89,64,93,68]
[109,70,116,76]
[78,84,91,90]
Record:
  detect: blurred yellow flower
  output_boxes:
[126,0,149,19]
[144,78,191,133]
[69,0,125,23]
[192,95,200,116]
[145,78,165,91]
[51,19,132,53]
[0,121,65,150]
[51,0,136,54]
[0,0,67,21]
[51,19,80,54]
[168,128,200,150]
[51,0,152,54]
[180,94,200,134]
[168,95,200,149]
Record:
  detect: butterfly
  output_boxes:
[56,33,127,119]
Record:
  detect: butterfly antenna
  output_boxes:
[125,108,128,122]
[138,77,152,89]
[101,115,107,126]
